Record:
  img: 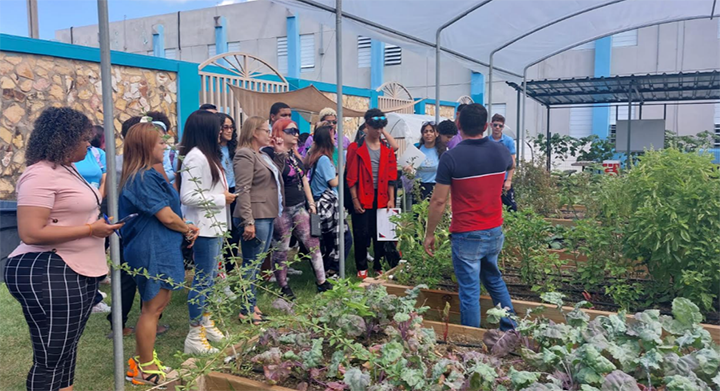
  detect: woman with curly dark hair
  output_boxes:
[4,107,123,391]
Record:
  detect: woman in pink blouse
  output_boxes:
[4,107,122,391]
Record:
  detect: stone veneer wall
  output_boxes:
[0,52,178,200]
[425,103,456,120]
[322,92,369,141]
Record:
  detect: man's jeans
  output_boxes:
[451,226,516,331]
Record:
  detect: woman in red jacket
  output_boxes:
[346,109,398,279]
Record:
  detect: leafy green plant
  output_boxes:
[514,159,562,217]
[619,148,720,311]
[391,200,454,289]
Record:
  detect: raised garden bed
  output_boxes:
[363,270,720,344]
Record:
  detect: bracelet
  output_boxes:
[85,223,93,237]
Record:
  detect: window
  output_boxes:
[228,41,241,52]
[300,34,315,71]
[714,103,720,147]
[208,44,216,58]
[357,36,371,68]
[277,37,288,74]
[571,41,595,51]
[569,107,593,139]
[164,48,177,60]
[384,44,402,66]
[608,104,637,143]
[491,103,507,120]
[612,30,637,47]
[146,50,154,56]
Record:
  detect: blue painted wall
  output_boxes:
[152,25,165,58]
[286,16,300,79]
[592,37,611,138]
[470,72,484,105]
[0,34,199,136]
[214,16,228,56]
[370,40,385,90]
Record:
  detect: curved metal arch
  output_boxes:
[434,0,495,123]
[376,81,413,100]
[487,0,628,115]
[198,51,289,84]
[523,14,719,75]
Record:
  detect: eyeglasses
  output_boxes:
[371,116,387,121]
[283,127,300,136]
[492,123,505,129]
[222,125,235,131]
[422,121,436,127]
[325,120,338,125]
[257,127,271,133]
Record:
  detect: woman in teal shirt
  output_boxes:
[410,121,445,201]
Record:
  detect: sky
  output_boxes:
[0,0,244,40]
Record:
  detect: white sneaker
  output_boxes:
[100,276,111,285]
[184,325,219,355]
[99,291,107,299]
[287,267,303,276]
[201,314,226,343]
[92,302,111,314]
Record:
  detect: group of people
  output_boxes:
[5,96,519,389]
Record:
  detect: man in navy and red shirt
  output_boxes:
[424,103,516,330]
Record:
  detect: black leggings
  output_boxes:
[4,252,99,391]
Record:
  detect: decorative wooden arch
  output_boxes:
[377,81,415,114]
[457,95,474,104]
[198,52,289,120]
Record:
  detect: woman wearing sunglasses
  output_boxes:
[263,119,333,299]
[346,109,398,279]
[302,107,351,162]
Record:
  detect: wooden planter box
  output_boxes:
[545,217,576,227]
[179,321,486,391]
[362,272,720,344]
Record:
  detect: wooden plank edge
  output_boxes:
[206,371,296,391]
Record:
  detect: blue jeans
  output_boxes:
[451,227,515,331]
[188,236,222,324]
[239,218,274,315]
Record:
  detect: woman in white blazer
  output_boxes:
[177,110,237,355]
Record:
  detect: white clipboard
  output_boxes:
[377,208,401,241]
[398,145,426,170]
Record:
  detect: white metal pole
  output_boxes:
[434,31,441,125]
[488,53,493,120]
[335,0,345,279]
[521,68,528,163]
[97,0,124,389]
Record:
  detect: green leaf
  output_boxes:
[400,368,426,390]
[393,312,410,323]
[638,348,664,372]
[509,367,541,388]
[381,341,404,363]
[712,372,720,388]
[693,348,720,376]
[580,386,601,391]
[575,368,603,385]
[344,367,370,391]
[600,370,640,391]
[664,375,703,391]
[540,292,565,309]
[486,305,511,324]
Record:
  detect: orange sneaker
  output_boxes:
[357,270,368,280]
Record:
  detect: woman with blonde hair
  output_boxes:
[119,120,199,385]
[233,116,285,324]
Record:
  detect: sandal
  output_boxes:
[238,313,263,326]
[126,351,173,386]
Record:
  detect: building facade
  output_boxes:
[56,0,720,152]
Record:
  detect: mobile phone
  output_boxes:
[117,213,139,224]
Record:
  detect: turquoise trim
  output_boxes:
[592,37,611,138]
[414,101,426,114]
[470,72,484,105]
[153,25,165,58]
[215,16,228,55]
[370,40,385,90]
[177,62,200,139]
[286,16,300,79]
[0,34,200,137]
[292,112,311,135]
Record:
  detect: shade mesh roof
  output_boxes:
[506,71,720,106]
[271,0,719,82]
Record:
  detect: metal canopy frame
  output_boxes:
[505,70,720,169]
